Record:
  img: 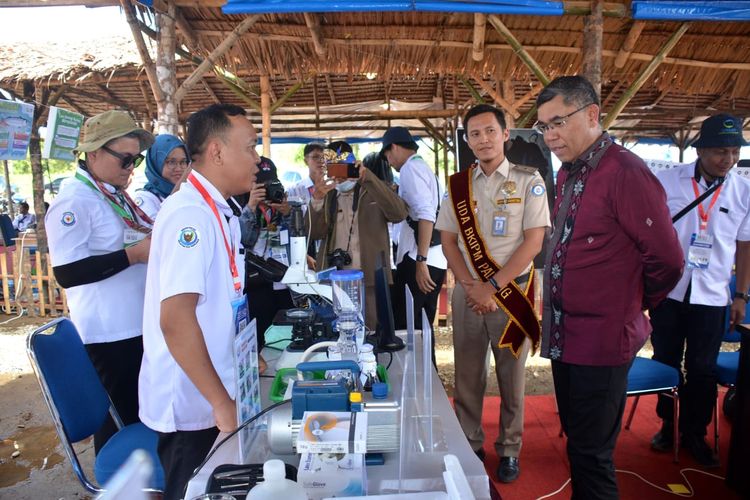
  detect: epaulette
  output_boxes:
[510,163,539,176]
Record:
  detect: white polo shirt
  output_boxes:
[46,167,148,344]
[132,189,163,221]
[396,153,447,269]
[139,170,244,432]
[657,162,750,306]
[287,176,315,205]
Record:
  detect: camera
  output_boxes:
[264,179,285,203]
[327,248,352,270]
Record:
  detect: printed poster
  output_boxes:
[43,106,84,161]
[0,99,34,161]
[234,318,261,462]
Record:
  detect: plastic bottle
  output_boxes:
[336,312,359,362]
[246,459,307,500]
[360,352,380,391]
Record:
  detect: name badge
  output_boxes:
[232,295,249,336]
[123,228,148,247]
[687,233,713,269]
[492,211,508,237]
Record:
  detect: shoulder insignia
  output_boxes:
[61,211,76,227]
[531,184,546,196]
[178,227,199,248]
[511,164,538,175]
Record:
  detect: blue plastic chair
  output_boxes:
[624,356,680,463]
[26,318,164,493]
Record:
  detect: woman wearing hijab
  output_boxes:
[134,134,190,220]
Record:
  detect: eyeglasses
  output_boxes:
[533,103,594,134]
[101,145,144,169]
[164,158,190,169]
[306,154,326,162]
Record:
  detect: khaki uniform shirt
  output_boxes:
[436,158,550,279]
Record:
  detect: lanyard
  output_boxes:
[188,173,242,294]
[691,178,722,232]
[75,171,154,231]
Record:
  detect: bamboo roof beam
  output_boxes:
[139,81,156,120]
[202,78,221,104]
[419,118,448,149]
[458,76,486,105]
[60,95,87,116]
[511,83,542,114]
[66,86,134,111]
[270,78,307,114]
[324,74,337,105]
[487,15,550,86]
[472,13,487,62]
[614,21,645,69]
[471,76,519,118]
[304,13,327,57]
[603,23,690,129]
[120,0,164,105]
[174,14,260,104]
[563,1,627,17]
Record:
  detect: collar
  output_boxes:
[77,162,117,194]
[473,157,510,180]
[561,132,612,173]
[693,159,725,187]
[189,170,234,217]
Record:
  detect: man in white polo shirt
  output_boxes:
[651,114,750,468]
[139,104,260,500]
[46,110,153,454]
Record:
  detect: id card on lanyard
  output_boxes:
[687,178,721,270]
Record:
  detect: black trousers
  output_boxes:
[84,336,143,454]
[650,298,726,437]
[391,254,446,365]
[552,360,631,500]
[157,427,220,500]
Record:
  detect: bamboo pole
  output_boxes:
[458,76,485,105]
[472,13,487,62]
[603,23,690,130]
[615,21,646,69]
[487,15,550,86]
[260,75,271,158]
[471,77,518,118]
[304,13,327,57]
[174,14,260,104]
[582,0,603,97]
[156,1,179,135]
[120,0,164,105]
[270,79,307,114]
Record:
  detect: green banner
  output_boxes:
[43,106,84,162]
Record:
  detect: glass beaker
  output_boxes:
[330,269,365,321]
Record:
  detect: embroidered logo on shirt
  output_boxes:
[178,227,199,248]
[61,211,76,227]
[135,197,144,207]
[531,184,546,196]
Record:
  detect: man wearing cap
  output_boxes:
[46,110,154,454]
[650,114,750,467]
[382,126,447,357]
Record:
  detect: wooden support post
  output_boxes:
[175,14,260,103]
[120,0,164,106]
[503,79,516,128]
[615,21,645,69]
[312,77,320,130]
[487,15,550,86]
[260,75,271,158]
[472,13,487,62]
[156,0,179,134]
[304,12,327,57]
[3,160,13,218]
[324,74,337,105]
[603,23,690,130]
[582,0,603,97]
[563,1,626,17]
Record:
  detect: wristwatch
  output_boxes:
[734,291,750,303]
[415,255,428,263]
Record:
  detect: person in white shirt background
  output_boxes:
[381,126,448,366]
[12,201,36,231]
[139,104,260,500]
[287,142,326,206]
[46,110,153,455]
[650,113,750,468]
[133,134,190,220]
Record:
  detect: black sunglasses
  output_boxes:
[101,145,144,169]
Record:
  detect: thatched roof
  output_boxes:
[1,3,749,142]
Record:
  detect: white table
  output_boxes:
[185,333,490,499]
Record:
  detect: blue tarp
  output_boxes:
[632,1,750,21]
[222,0,563,15]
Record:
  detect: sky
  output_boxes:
[0,6,130,42]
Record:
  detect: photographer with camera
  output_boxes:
[308,142,408,330]
[237,156,294,349]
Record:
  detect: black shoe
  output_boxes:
[681,434,720,468]
[497,456,520,483]
[651,424,674,452]
[474,447,486,462]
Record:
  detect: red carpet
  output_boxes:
[472,392,741,499]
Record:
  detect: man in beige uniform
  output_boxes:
[437,104,550,483]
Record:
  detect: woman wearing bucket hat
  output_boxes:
[46,110,155,454]
[134,134,191,220]
[650,113,750,468]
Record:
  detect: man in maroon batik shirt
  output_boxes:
[537,75,684,500]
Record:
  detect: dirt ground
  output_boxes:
[0,316,578,499]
